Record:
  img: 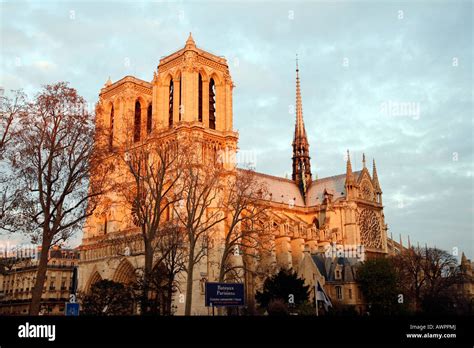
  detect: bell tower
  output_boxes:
[152,34,235,132]
[151,33,237,167]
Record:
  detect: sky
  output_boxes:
[0,0,472,258]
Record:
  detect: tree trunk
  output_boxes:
[184,244,195,315]
[218,250,227,283]
[166,276,174,315]
[243,256,256,315]
[142,240,153,315]
[29,237,51,315]
[216,250,229,316]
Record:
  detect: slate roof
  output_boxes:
[306,171,362,206]
[250,171,306,207]
[311,253,360,282]
[244,169,362,208]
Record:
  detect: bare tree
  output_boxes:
[174,146,226,315]
[393,246,426,311]
[118,137,185,314]
[393,246,459,312]
[0,89,26,157]
[422,247,459,301]
[0,89,27,231]
[155,222,188,315]
[217,168,270,283]
[8,82,110,315]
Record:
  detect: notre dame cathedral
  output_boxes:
[78,34,391,315]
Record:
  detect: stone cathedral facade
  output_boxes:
[78,34,389,315]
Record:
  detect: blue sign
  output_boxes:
[65,302,80,316]
[205,282,245,307]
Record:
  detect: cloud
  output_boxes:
[0,0,472,257]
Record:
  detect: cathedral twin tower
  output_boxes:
[101,33,237,164]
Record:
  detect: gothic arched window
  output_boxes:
[198,73,203,122]
[109,105,114,150]
[147,104,152,134]
[209,78,216,129]
[134,101,141,142]
[104,216,108,235]
[314,217,320,230]
[179,77,182,122]
[169,80,174,127]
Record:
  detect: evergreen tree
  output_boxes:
[256,269,310,314]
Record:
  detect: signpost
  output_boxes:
[205,282,245,308]
[65,266,80,316]
[65,302,80,316]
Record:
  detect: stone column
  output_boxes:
[275,236,292,270]
[114,98,123,148]
[173,77,181,124]
[160,80,170,128]
[125,96,135,143]
[225,82,232,131]
[344,203,358,245]
[291,238,305,272]
[182,69,197,123]
[306,240,318,254]
[141,99,148,140]
[260,234,276,273]
[215,82,225,131]
[173,76,183,123]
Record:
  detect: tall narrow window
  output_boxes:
[169,80,174,127]
[147,104,152,134]
[109,105,114,150]
[336,286,343,300]
[134,101,141,142]
[209,78,216,129]
[179,78,182,122]
[198,73,203,122]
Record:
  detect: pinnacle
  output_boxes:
[185,32,196,48]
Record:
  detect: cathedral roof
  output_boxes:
[306,171,362,206]
[312,253,360,282]
[250,170,306,207]
[246,169,362,208]
[100,75,152,95]
[158,33,227,68]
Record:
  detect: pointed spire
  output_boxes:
[294,54,307,142]
[362,153,366,168]
[185,32,196,49]
[399,233,403,248]
[105,76,112,87]
[292,54,312,195]
[461,252,468,264]
[345,150,355,186]
[372,158,382,192]
[408,235,411,248]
